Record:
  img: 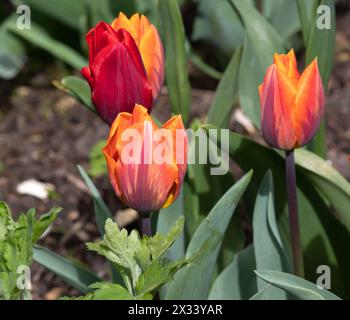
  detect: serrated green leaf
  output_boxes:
[0,205,58,299]
[148,216,184,261]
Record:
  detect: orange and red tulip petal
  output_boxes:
[103,105,187,212]
[111,13,164,99]
[83,25,153,125]
[260,50,325,150]
[162,115,188,205]
[294,59,325,147]
[260,65,297,150]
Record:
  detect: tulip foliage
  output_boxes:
[4,0,350,301]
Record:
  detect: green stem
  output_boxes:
[139,212,152,237]
[285,150,304,278]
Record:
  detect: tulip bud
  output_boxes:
[259,49,325,150]
[103,104,187,212]
[82,13,164,125]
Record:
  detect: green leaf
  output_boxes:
[77,165,113,235]
[31,207,61,243]
[305,0,335,157]
[165,171,253,299]
[77,165,123,284]
[237,37,263,127]
[86,282,136,300]
[157,191,186,262]
[264,0,301,42]
[148,216,185,261]
[294,148,350,231]
[253,171,291,299]
[296,0,313,44]
[13,0,88,30]
[65,282,153,300]
[230,0,285,127]
[191,0,245,57]
[88,217,188,297]
[8,22,87,70]
[33,246,101,293]
[189,50,222,80]
[250,284,277,300]
[207,47,242,128]
[135,258,188,296]
[0,205,58,300]
[230,0,284,70]
[203,125,350,297]
[0,15,26,79]
[159,0,191,124]
[255,270,341,300]
[88,140,107,177]
[204,125,350,233]
[54,76,95,113]
[209,245,257,300]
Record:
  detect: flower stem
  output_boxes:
[285,150,304,278]
[139,212,152,237]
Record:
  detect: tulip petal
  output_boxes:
[113,111,178,211]
[139,25,164,99]
[90,31,153,125]
[111,13,164,99]
[260,65,297,150]
[162,115,187,206]
[86,22,119,66]
[294,59,325,146]
[274,49,300,86]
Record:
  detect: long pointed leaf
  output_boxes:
[159,0,191,124]
[165,171,253,299]
[33,246,101,293]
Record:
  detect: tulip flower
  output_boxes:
[103,104,187,213]
[82,13,164,125]
[259,49,326,279]
[259,49,325,150]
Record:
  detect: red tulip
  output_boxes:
[103,104,187,212]
[259,49,325,150]
[82,13,164,125]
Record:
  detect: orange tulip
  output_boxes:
[259,49,325,150]
[111,12,164,100]
[103,104,187,212]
